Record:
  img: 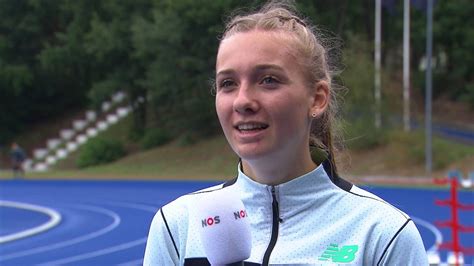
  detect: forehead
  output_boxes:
[216,30,300,73]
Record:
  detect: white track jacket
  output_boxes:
[144,161,428,265]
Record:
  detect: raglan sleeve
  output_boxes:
[378,220,429,266]
[143,208,180,266]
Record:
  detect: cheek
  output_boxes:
[272,96,310,132]
[215,96,231,127]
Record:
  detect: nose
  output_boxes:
[233,83,259,114]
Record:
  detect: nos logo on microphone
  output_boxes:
[201,210,248,228]
[233,210,247,219]
[201,216,220,227]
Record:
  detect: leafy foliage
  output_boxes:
[131,0,246,138]
[141,128,172,150]
[410,0,474,105]
[76,137,125,168]
[0,0,472,147]
[340,35,388,150]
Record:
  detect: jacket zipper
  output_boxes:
[262,186,280,266]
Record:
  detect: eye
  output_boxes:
[260,75,280,86]
[217,79,237,91]
[222,79,235,87]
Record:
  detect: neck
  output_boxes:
[241,148,316,186]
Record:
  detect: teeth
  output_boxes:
[237,123,267,130]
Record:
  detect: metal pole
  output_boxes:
[403,0,411,132]
[375,0,382,129]
[425,0,433,176]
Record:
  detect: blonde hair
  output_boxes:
[220,1,342,175]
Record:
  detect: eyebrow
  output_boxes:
[215,69,234,77]
[216,64,286,77]
[254,64,285,72]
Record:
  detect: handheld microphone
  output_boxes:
[195,188,251,266]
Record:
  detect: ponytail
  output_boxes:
[310,112,338,177]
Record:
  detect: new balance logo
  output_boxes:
[318,243,359,263]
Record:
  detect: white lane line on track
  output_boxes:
[412,216,443,252]
[37,238,147,266]
[0,204,120,261]
[0,200,61,244]
[37,201,158,265]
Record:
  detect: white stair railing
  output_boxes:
[29,91,132,172]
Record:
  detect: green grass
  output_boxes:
[10,136,237,181]
[343,128,474,178]
[386,130,474,170]
[82,136,237,179]
[0,111,237,180]
[1,112,472,182]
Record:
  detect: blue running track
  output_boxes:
[0,180,472,265]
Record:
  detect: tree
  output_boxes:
[0,0,78,143]
[82,0,152,138]
[131,0,251,138]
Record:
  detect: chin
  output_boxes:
[233,145,273,161]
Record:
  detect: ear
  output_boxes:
[309,80,329,117]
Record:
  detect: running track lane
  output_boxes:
[0,180,472,265]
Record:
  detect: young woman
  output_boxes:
[144,2,428,265]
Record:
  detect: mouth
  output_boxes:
[234,122,269,132]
